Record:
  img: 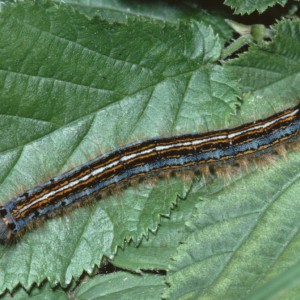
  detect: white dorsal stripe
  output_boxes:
[17,107,299,214]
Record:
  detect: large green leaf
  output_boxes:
[2,1,298,299]
[0,0,239,294]
[165,149,300,299]
[107,19,300,299]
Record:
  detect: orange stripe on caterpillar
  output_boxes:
[0,103,299,242]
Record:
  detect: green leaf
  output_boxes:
[110,99,300,300]
[0,283,68,300]
[2,272,165,299]
[224,0,287,14]
[74,272,165,300]
[61,0,233,41]
[246,261,300,300]
[165,150,300,299]
[112,184,203,272]
[0,0,239,293]
[227,19,300,100]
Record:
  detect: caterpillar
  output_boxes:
[0,103,300,242]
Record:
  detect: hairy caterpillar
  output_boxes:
[0,104,299,242]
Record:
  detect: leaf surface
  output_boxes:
[165,150,300,299]
[75,272,165,300]
[0,0,239,293]
[112,185,202,272]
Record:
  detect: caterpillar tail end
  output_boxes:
[0,207,12,242]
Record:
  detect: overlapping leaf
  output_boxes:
[227,19,300,100]
[224,0,287,14]
[75,272,165,299]
[62,0,233,41]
